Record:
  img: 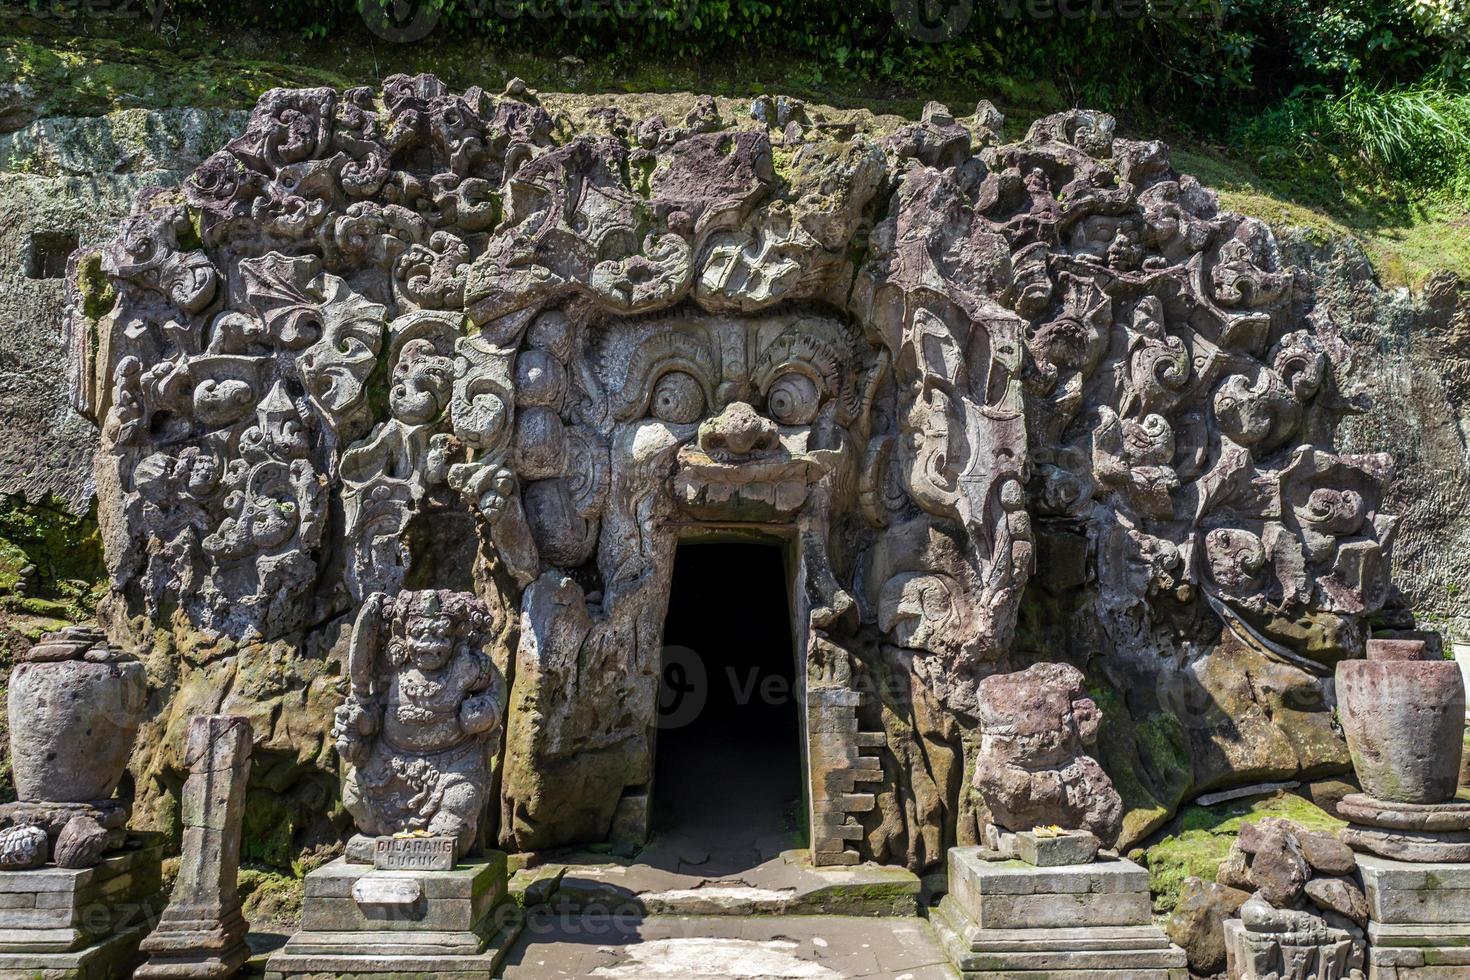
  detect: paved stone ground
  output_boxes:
[500,913,960,979]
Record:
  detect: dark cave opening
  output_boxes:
[653,541,805,865]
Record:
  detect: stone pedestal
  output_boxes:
[1359,854,1470,978]
[1339,794,1470,864]
[264,854,520,979]
[0,837,164,980]
[933,846,1187,978]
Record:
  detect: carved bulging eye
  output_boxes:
[650,371,705,424]
[766,373,819,426]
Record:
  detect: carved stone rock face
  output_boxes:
[71,76,1405,868]
[972,662,1124,847]
[587,310,872,526]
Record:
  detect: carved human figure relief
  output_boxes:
[333,590,505,859]
[70,75,1406,868]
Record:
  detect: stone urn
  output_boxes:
[1336,638,1465,804]
[7,627,148,803]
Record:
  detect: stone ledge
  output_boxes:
[934,896,1186,978]
[265,919,520,980]
[514,848,921,917]
[0,917,151,980]
[1369,922,1470,948]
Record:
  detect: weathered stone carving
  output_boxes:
[0,627,166,976]
[0,626,145,869]
[972,662,1123,855]
[1219,818,1367,980]
[333,590,505,859]
[72,76,1408,868]
[1336,638,1470,863]
[137,714,254,979]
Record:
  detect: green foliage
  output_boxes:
[1240,82,1470,195]
[133,0,1470,194]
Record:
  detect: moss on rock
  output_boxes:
[1138,792,1346,916]
[238,865,304,927]
[0,494,106,620]
[1089,682,1193,851]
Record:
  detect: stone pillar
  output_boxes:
[136,714,253,979]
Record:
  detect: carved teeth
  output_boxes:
[775,480,806,512]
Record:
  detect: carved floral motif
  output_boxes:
[73,78,1404,866]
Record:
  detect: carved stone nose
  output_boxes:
[698,401,779,458]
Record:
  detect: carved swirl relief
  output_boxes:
[71,78,1400,861]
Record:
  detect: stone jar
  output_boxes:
[8,658,148,802]
[1336,638,1466,803]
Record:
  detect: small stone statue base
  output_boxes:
[264,854,520,979]
[0,800,130,857]
[1224,896,1366,980]
[1360,854,1470,978]
[0,836,164,980]
[933,847,1187,978]
[1339,794,1470,864]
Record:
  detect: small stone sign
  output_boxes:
[352,876,424,907]
[373,836,456,872]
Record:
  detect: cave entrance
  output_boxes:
[653,539,805,872]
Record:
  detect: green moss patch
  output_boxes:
[238,865,304,927]
[1089,682,1193,851]
[1138,792,1346,917]
[0,495,106,623]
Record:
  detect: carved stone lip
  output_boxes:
[670,446,823,518]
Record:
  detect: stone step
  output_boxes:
[499,912,960,979]
[510,848,921,917]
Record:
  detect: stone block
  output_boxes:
[935,894,1187,978]
[0,918,153,980]
[1016,830,1101,867]
[0,840,163,953]
[1359,854,1470,926]
[0,837,164,978]
[946,848,1153,932]
[1368,926,1470,978]
[268,855,520,978]
[938,849,1184,978]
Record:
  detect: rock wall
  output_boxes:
[0,108,246,512]
[2,86,1468,872]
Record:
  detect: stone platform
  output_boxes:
[264,855,521,979]
[501,912,959,978]
[1360,854,1470,978]
[0,837,164,980]
[933,847,1187,978]
[511,846,921,917]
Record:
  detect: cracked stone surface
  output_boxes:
[25,72,1456,875]
[499,914,958,979]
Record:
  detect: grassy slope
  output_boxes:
[3,13,1465,288]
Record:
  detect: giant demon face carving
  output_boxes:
[590,310,875,524]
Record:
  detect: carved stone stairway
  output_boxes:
[808,685,887,867]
